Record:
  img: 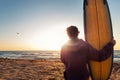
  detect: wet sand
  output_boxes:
[0,58,119,80]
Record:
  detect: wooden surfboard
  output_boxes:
[83,0,113,80]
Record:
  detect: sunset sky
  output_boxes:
[0,0,120,50]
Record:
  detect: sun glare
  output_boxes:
[29,27,68,50]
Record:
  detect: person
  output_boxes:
[60,26,116,80]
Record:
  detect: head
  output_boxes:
[66,26,79,39]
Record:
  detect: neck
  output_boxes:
[70,37,79,40]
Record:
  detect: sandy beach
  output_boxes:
[0,58,119,80]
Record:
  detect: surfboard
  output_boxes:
[83,0,113,80]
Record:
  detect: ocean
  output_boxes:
[0,50,60,60]
[0,50,120,62]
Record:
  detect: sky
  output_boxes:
[0,0,120,51]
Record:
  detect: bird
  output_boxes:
[16,32,19,35]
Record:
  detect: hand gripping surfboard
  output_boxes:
[83,0,113,80]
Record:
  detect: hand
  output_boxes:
[111,39,116,45]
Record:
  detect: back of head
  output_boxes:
[67,26,79,38]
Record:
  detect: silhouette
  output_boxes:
[60,26,115,80]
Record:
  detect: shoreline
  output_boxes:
[0,58,119,80]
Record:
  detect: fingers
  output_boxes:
[111,40,116,45]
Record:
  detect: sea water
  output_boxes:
[0,51,60,60]
[0,50,120,62]
[114,50,120,62]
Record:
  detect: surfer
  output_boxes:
[60,26,116,80]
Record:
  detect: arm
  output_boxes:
[99,40,115,61]
[88,40,115,61]
[87,43,100,61]
[60,46,67,64]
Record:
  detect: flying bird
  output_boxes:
[16,32,19,35]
